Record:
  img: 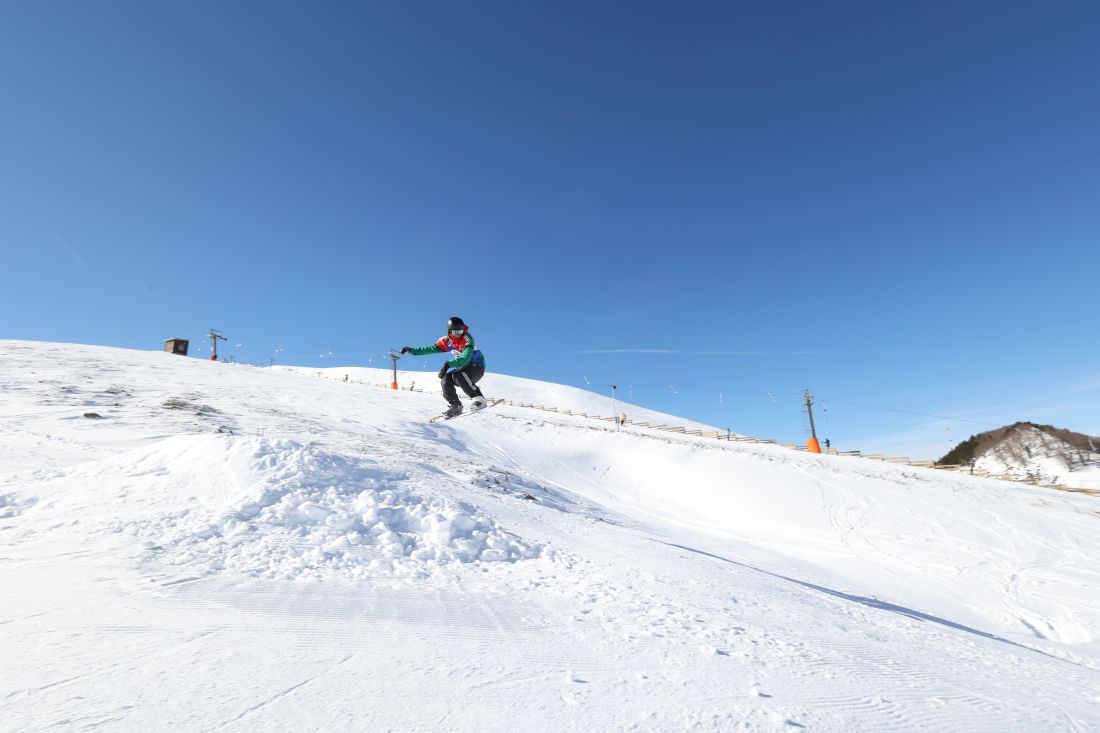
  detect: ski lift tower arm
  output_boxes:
[207,329,227,361]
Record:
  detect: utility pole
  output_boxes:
[803,389,821,453]
[389,350,401,390]
[208,329,227,361]
[610,384,619,431]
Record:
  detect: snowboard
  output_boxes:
[429,398,503,423]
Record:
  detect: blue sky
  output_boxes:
[2,1,1098,458]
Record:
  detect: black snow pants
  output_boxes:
[442,363,485,407]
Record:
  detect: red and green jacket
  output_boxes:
[407,327,485,371]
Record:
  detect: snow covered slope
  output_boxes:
[2,341,1099,731]
[274,363,721,431]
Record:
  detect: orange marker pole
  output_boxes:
[803,389,821,454]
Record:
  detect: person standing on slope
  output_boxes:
[400,316,487,419]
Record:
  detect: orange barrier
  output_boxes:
[806,437,822,454]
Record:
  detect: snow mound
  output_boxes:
[16,435,543,580]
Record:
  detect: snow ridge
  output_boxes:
[22,434,543,581]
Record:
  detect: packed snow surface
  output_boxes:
[2,341,1099,732]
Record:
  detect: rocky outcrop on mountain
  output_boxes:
[939,422,1100,489]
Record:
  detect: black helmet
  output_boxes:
[447,316,465,333]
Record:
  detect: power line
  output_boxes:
[260,343,1000,430]
[814,396,1000,428]
[619,378,1000,428]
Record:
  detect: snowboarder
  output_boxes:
[400,316,487,419]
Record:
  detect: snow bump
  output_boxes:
[158,436,543,579]
[20,434,543,581]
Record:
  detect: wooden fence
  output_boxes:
[308,372,1081,491]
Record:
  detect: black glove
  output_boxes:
[399,346,411,354]
[437,363,449,379]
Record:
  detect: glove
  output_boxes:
[399,346,411,354]
[437,363,449,379]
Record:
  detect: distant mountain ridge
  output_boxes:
[939,421,1100,488]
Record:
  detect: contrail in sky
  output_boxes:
[57,237,85,265]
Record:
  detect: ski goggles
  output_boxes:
[449,329,464,336]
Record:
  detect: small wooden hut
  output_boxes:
[164,338,189,356]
